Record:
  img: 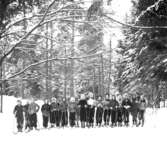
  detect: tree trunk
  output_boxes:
[93,64,96,99]
[49,21,53,100]
[45,23,49,100]
[154,81,160,108]
[108,38,112,94]
[70,16,75,97]
[0,64,3,113]
[64,47,67,101]
[98,65,101,97]
[21,5,26,98]
[101,54,104,97]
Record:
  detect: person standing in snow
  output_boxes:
[13,100,24,132]
[69,97,77,127]
[110,95,119,127]
[59,98,68,127]
[87,92,96,128]
[130,94,140,126]
[138,95,147,127]
[41,99,51,128]
[103,94,111,126]
[50,98,59,128]
[122,94,132,127]
[23,101,31,131]
[116,95,123,127]
[78,94,87,128]
[55,98,62,127]
[75,97,80,127]
[96,96,104,127]
[28,99,40,130]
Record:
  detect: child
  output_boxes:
[96,96,103,127]
[28,99,40,130]
[41,100,51,128]
[122,94,132,127]
[24,101,31,131]
[60,98,68,127]
[138,95,147,127]
[87,92,96,128]
[69,97,77,127]
[110,95,119,127]
[103,94,111,126]
[117,95,123,127]
[78,94,87,128]
[13,100,24,132]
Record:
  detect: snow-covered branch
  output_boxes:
[3,52,103,81]
[104,14,167,29]
[0,0,58,65]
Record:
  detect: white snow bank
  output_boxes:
[0,96,167,161]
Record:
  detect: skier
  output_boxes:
[96,96,104,127]
[85,93,90,127]
[138,95,147,126]
[28,99,40,130]
[117,95,123,127]
[103,94,111,126]
[41,99,51,128]
[130,94,140,126]
[87,92,96,128]
[13,100,24,132]
[23,101,31,131]
[55,98,61,127]
[50,98,58,128]
[60,98,68,127]
[78,94,87,128]
[69,97,77,127]
[75,97,80,127]
[122,94,132,127]
[110,95,119,127]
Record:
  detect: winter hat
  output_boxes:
[88,92,94,98]
[70,97,75,102]
[52,97,57,102]
[80,94,85,100]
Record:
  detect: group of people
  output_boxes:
[13,92,147,133]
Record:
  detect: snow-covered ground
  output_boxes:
[0,96,167,161]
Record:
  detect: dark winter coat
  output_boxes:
[13,105,24,119]
[50,102,59,112]
[41,103,51,117]
[139,99,147,110]
[122,99,132,109]
[103,99,111,109]
[110,99,119,109]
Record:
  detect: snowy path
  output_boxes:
[0,96,167,161]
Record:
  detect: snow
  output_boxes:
[0,96,167,161]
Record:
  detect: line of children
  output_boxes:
[13,93,147,132]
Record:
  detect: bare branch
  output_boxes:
[4,1,84,33]
[104,14,167,29]
[0,0,58,65]
[3,52,103,81]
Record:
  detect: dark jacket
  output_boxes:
[50,102,59,112]
[110,99,119,109]
[41,103,51,117]
[78,100,87,109]
[122,99,132,109]
[13,105,24,119]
